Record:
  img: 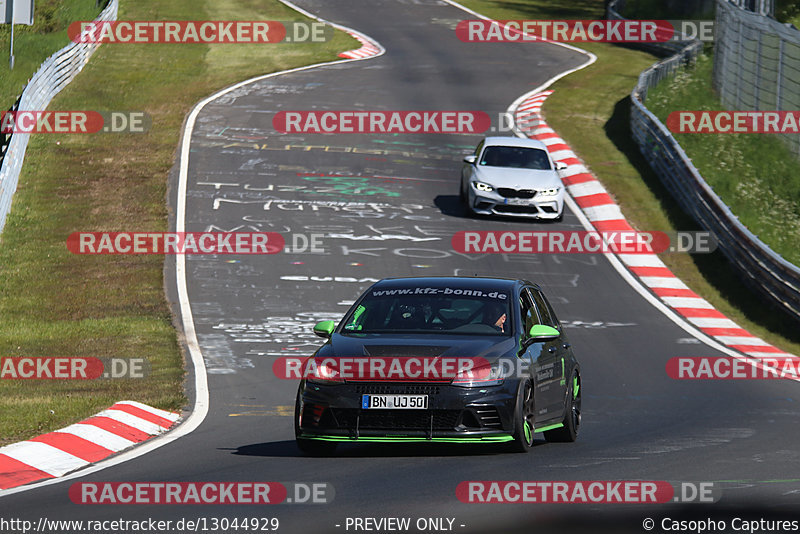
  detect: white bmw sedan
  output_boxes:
[460,136,567,221]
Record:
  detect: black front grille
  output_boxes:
[497,188,537,199]
[353,384,443,395]
[332,409,461,430]
[494,204,540,214]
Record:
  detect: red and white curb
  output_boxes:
[277,0,384,62]
[515,91,797,361]
[0,0,382,500]
[0,401,180,490]
[338,30,382,59]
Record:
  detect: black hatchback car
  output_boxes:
[294,277,580,454]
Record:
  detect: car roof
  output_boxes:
[370,276,540,291]
[480,136,549,150]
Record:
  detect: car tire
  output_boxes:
[295,386,337,456]
[460,182,475,217]
[509,379,536,453]
[544,373,580,443]
[553,209,564,223]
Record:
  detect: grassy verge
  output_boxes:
[776,0,800,26]
[647,53,800,267]
[0,0,356,446]
[0,0,103,112]
[457,0,800,353]
[621,0,714,19]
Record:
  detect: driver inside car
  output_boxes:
[483,302,507,333]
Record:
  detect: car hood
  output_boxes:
[474,166,560,189]
[315,334,517,363]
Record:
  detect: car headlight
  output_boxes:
[537,187,560,197]
[451,364,504,387]
[472,181,493,192]
[306,359,345,384]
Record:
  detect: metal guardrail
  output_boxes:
[605,0,695,57]
[0,95,21,162]
[0,0,118,235]
[608,0,800,322]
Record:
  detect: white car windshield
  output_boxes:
[480,146,551,170]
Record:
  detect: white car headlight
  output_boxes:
[473,181,493,192]
[537,187,560,197]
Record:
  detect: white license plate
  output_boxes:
[361,394,428,410]
[505,198,536,206]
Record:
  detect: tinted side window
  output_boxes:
[543,294,561,327]
[519,289,537,338]
[530,289,557,328]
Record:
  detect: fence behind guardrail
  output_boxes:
[713,0,800,153]
[608,0,800,323]
[729,0,774,17]
[0,0,118,235]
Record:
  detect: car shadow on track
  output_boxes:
[227,440,549,458]
[434,195,471,219]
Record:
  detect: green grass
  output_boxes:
[646,53,800,267]
[621,0,714,19]
[457,0,800,355]
[0,0,103,111]
[776,0,800,26]
[0,0,356,445]
[4,0,800,448]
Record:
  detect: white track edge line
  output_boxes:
[0,1,385,498]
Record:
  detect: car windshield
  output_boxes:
[340,287,513,336]
[479,146,551,170]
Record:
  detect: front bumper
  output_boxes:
[469,186,563,219]
[297,381,517,441]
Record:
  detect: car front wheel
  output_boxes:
[509,379,536,453]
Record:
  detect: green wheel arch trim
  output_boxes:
[298,434,514,443]
[533,422,564,433]
[573,376,580,399]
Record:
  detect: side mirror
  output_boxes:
[555,161,568,171]
[528,324,560,341]
[463,155,477,165]
[313,320,335,338]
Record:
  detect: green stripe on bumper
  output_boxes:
[298,434,514,443]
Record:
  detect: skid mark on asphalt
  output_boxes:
[630,428,756,455]
[197,333,254,374]
[228,406,294,417]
